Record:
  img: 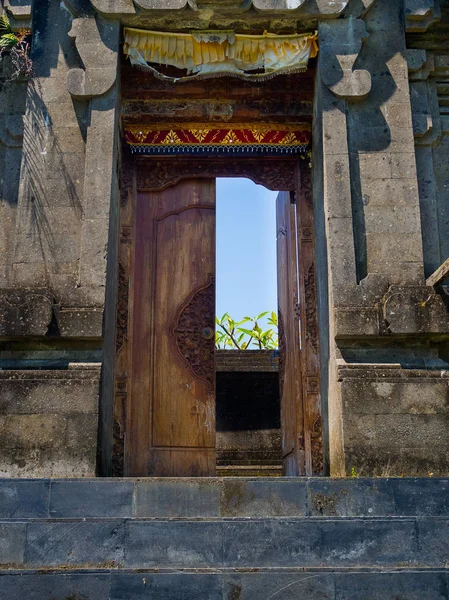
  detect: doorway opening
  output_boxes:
[114,154,322,478]
[215,178,282,476]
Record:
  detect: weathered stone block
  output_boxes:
[0,414,67,451]
[0,523,26,567]
[126,521,223,568]
[222,519,320,567]
[111,573,222,600]
[334,571,449,599]
[382,286,449,334]
[0,572,112,600]
[0,480,49,518]
[339,366,449,475]
[0,368,100,477]
[0,289,53,337]
[49,480,134,518]
[222,573,336,600]
[25,521,125,568]
[221,478,308,517]
[135,479,220,518]
[308,478,396,517]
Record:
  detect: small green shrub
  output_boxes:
[0,13,32,82]
[215,311,278,350]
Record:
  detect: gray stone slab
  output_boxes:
[25,521,125,568]
[110,573,222,600]
[335,571,449,599]
[135,480,220,518]
[0,479,49,518]
[394,479,449,516]
[222,519,321,567]
[320,518,418,567]
[125,521,223,568]
[222,572,336,600]
[308,479,396,517]
[0,572,111,600]
[417,518,449,567]
[221,478,308,517]
[0,523,26,566]
[49,480,134,518]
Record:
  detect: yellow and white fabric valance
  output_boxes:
[123,28,318,82]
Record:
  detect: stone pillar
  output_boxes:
[0,1,120,477]
[315,0,449,476]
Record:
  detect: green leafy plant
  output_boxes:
[215,311,278,350]
[0,13,33,82]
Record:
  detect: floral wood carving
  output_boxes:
[304,264,319,354]
[278,308,286,399]
[120,149,134,207]
[116,262,129,353]
[311,414,324,475]
[136,157,296,191]
[171,277,215,393]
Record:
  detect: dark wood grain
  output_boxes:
[276,190,304,476]
[126,178,216,476]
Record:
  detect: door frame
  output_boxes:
[113,151,323,476]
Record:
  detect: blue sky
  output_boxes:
[216,178,278,321]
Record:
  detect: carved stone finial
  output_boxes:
[319,18,371,100]
[67,17,119,99]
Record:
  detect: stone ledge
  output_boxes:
[2,477,449,519]
[335,285,449,338]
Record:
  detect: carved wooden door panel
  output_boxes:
[296,161,323,475]
[276,191,305,476]
[126,178,216,477]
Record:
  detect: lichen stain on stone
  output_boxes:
[221,481,255,515]
[228,583,242,600]
[311,492,339,516]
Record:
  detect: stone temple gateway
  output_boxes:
[1,0,449,597]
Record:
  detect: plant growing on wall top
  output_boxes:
[216,312,278,350]
[0,13,32,82]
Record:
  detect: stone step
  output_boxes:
[1,477,449,519]
[1,515,449,570]
[1,478,449,598]
[1,569,449,600]
[216,464,283,477]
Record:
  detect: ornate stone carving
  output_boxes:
[115,263,129,354]
[90,0,371,18]
[136,157,296,191]
[67,17,119,99]
[319,18,372,100]
[171,277,215,393]
[304,264,319,354]
[311,414,324,475]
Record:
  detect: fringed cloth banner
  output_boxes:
[124,123,312,155]
[123,28,318,82]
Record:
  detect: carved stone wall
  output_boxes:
[0,0,121,477]
[1,0,449,478]
[314,0,449,476]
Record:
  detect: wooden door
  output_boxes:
[126,178,216,477]
[296,161,324,475]
[276,191,305,476]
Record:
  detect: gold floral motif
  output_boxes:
[222,131,239,144]
[161,130,182,145]
[190,129,211,142]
